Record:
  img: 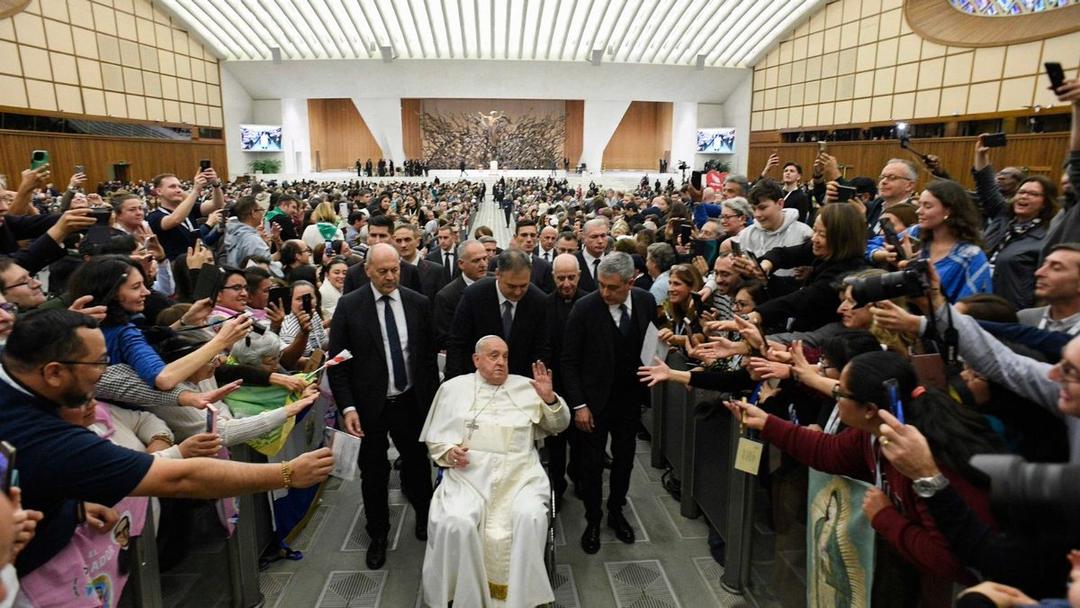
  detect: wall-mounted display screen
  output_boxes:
[240,124,283,151]
[696,128,735,154]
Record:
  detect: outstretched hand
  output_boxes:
[530,360,555,404]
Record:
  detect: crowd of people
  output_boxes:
[0,78,1075,607]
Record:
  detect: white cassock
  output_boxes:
[419,372,570,608]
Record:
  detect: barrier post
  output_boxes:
[721,419,755,594]
[128,500,163,608]
[226,444,266,608]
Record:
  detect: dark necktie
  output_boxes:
[444,252,453,281]
[592,258,600,280]
[619,304,632,336]
[543,250,550,262]
[501,300,514,341]
[381,295,408,391]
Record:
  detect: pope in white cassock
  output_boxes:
[420,335,570,608]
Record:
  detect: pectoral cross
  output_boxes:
[465,418,481,439]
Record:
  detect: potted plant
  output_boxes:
[249,159,281,174]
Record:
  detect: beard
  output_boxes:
[59,388,93,410]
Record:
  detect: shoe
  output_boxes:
[607,511,635,544]
[637,429,652,441]
[580,524,600,554]
[366,537,388,569]
[415,519,428,542]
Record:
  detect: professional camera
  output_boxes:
[677,161,688,171]
[972,454,1080,530]
[846,259,931,306]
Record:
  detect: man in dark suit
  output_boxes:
[433,239,490,350]
[513,220,555,293]
[425,224,460,284]
[561,252,656,554]
[501,196,513,228]
[574,218,610,293]
[344,214,421,294]
[393,223,447,301]
[445,250,549,379]
[327,243,438,570]
[544,253,587,512]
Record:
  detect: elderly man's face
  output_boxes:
[473,338,509,385]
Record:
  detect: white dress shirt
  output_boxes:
[607,291,633,326]
[582,250,604,280]
[372,284,411,397]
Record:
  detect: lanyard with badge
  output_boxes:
[734,393,765,476]
[1038,314,1080,336]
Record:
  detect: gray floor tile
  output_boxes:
[654,494,709,540]
[341,504,406,551]
[605,559,680,608]
[553,564,582,608]
[291,503,332,552]
[693,557,753,608]
[259,572,294,608]
[315,570,387,608]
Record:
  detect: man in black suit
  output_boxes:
[433,239,489,350]
[544,253,587,512]
[327,243,438,570]
[343,214,420,294]
[574,218,610,292]
[561,252,656,554]
[501,196,513,228]
[512,220,555,293]
[445,249,549,379]
[425,224,460,284]
[393,223,447,301]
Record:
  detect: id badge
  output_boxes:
[734,437,764,475]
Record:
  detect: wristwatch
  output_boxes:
[912,473,949,498]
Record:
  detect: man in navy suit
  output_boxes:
[433,239,490,349]
[561,252,656,554]
[327,243,438,570]
[445,249,549,379]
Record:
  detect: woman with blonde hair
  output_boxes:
[301,201,344,250]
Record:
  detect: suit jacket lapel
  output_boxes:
[364,290,387,362]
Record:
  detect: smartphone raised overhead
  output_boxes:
[30,150,49,170]
[982,132,1007,148]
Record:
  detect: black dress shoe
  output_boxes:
[580,524,600,554]
[366,537,388,569]
[607,511,635,544]
[415,519,428,541]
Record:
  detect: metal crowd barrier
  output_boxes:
[648,350,756,595]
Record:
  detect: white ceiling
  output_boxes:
[159,0,823,69]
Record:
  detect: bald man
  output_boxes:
[544,254,587,510]
[328,242,438,570]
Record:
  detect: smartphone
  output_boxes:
[268,286,289,312]
[30,150,48,170]
[300,292,313,316]
[730,240,742,256]
[263,218,271,234]
[75,501,86,524]
[205,403,218,434]
[882,378,905,424]
[1045,61,1065,91]
[199,159,212,171]
[983,132,1007,148]
[90,207,112,227]
[836,185,857,202]
[879,217,907,263]
[0,441,15,493]
[676,222,692,245]
[817,140,827,153]
[338,202,349,219]
[192,265,224,302]
[74,164,85,175]
[745,250,766,275]
[690,170,703,190]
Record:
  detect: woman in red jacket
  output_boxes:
[728,350,1004,606]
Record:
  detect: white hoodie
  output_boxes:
[734,208,812,277]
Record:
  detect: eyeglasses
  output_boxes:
[0,302,17,315]
[732,300,752,310]
[719,214,740,221]
[879,174,913,183]
[220,284,247,292]
[1053,361,1080,385]
[1,278,35,292]
[831,384,855,401]
[56,357,110,370]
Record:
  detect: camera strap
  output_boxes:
[943,303,960,369]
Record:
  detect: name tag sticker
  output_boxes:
[734,437,764,476]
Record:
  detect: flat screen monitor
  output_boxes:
[240,124,283,152]
[696,128,735,154]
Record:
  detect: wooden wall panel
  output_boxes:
[401,99,423,160]
[602,101,670,171]
[0,130,226,187]
[565,100,583,166]
[307,99,382,171]
[748,131,1070,190]
[658,102,673,162]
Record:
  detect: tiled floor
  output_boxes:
[252,437,755,607]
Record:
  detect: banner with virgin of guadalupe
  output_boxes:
[806,469,876,608]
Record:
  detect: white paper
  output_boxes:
[324,428,361,481]
[641,323,661,366]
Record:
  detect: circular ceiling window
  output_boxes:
[907,0,1080,46]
